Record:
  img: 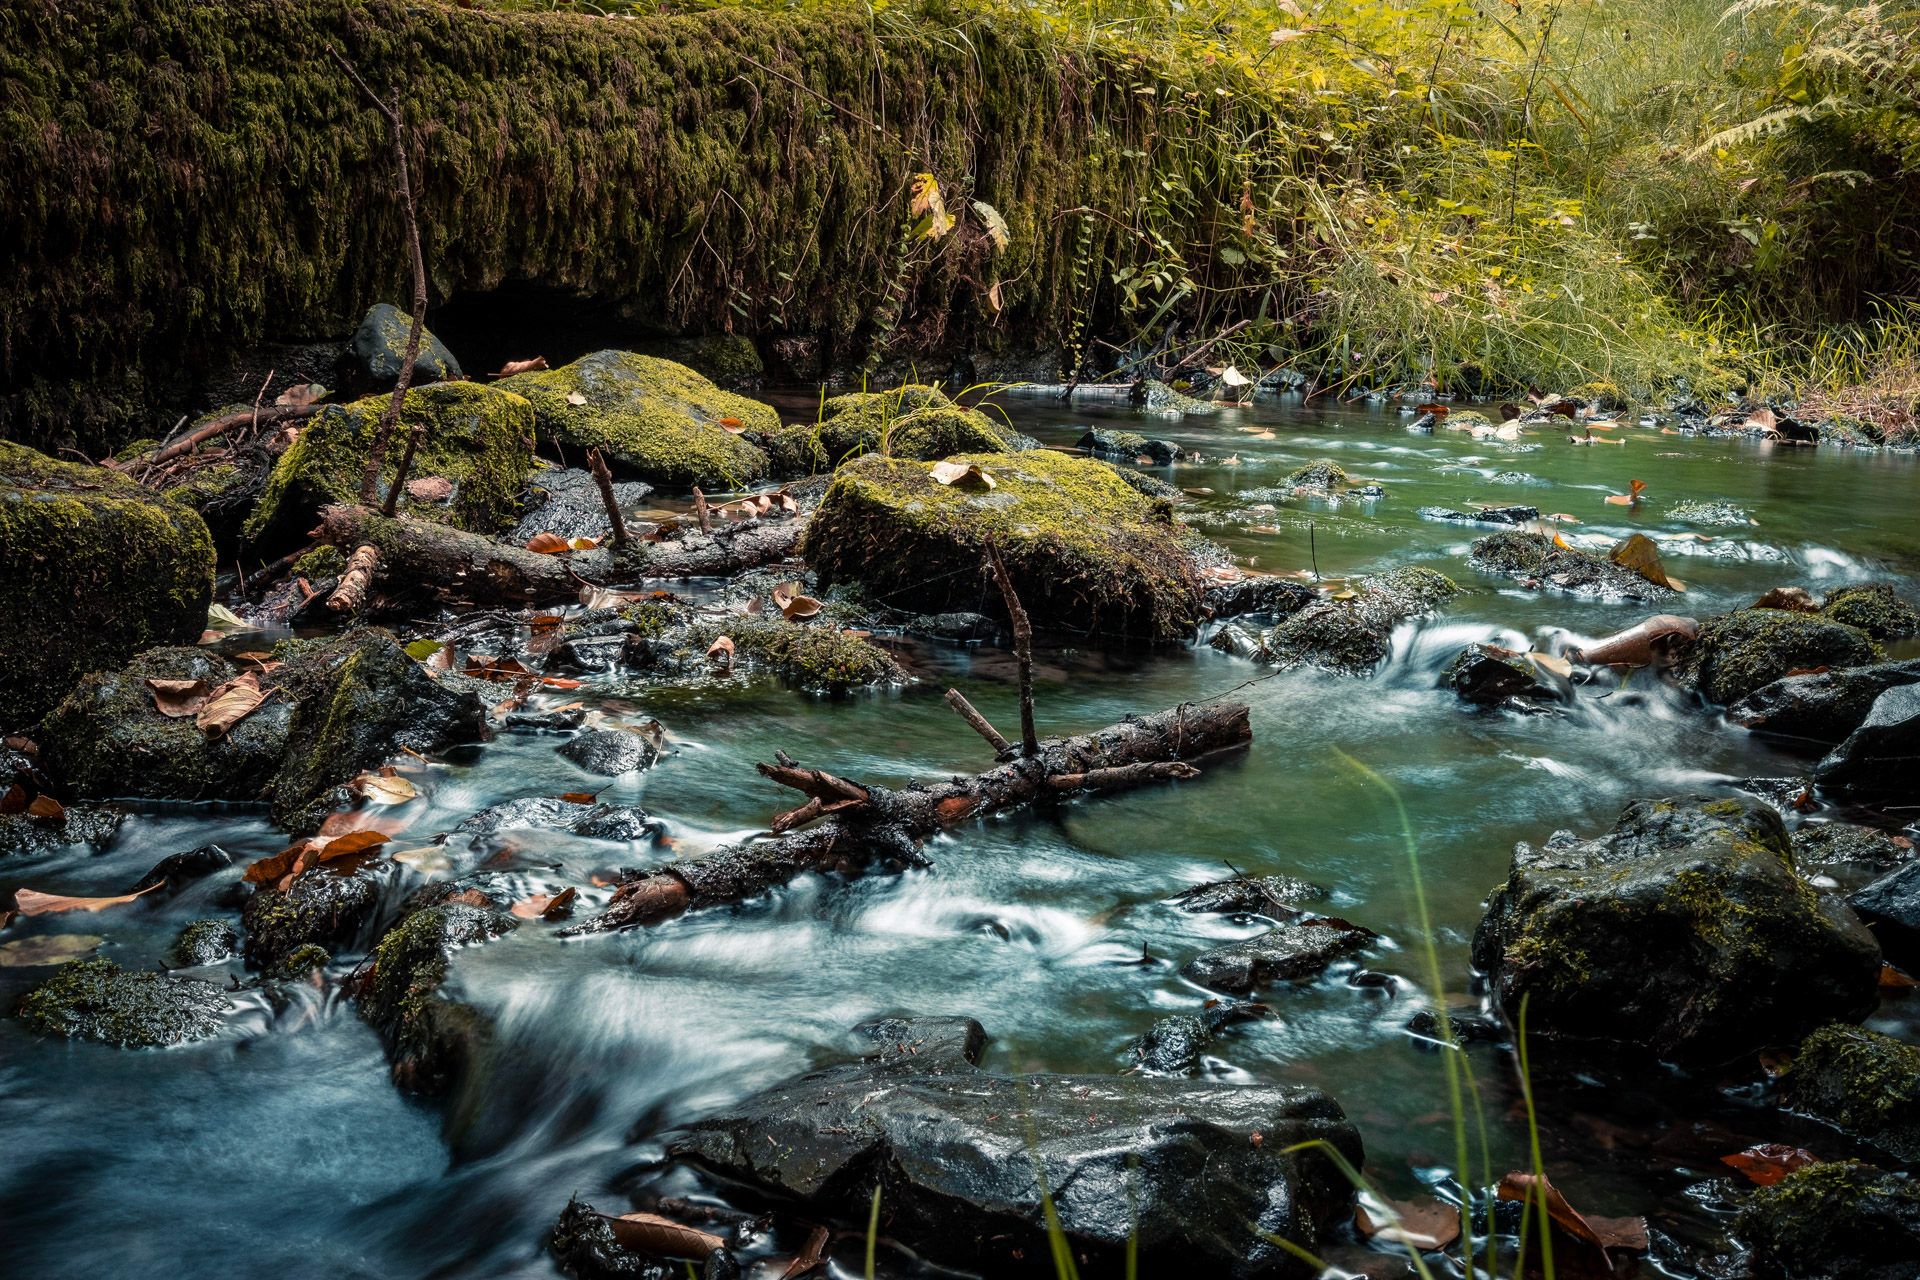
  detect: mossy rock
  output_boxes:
[244,381,534,548]
[623,612,906,694]
[1469,529,1676,603]
[1738,1162,1920,1280]
[0,804,123,859]
[1788,1024,1920,1162]
[1264,566,1459,675]
[168,919,239,968]
[0,441,213,729]
[1284,459,1351,491]
[499,350,773,489]
[17,956,230,1047]
[1470,796,1882,1063]
[358,901,514,1095]
[804,450,1213,647]
[1675,609,1881,706]
[242,860,393,967]
[1131,379,1215,414]
[351,302,463,385]
[1820,583,1920,642]
[761,386,1014,476]
[637,333,765,391]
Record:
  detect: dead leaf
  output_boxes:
[602,1211,725,1260]
[1269,26,1307,43]
[565,390,588,406]
[929,459,996,489]
[1753,586,1819,612]
[243,829,390,887]
[780,1225,831,1279]
[1604,478,1647,506]
[0,934,104,967]
[569,536,599,551]
[908,172,953,239]
[1880,963,1917,990]
[771,581,822,620]
[525,532,570,554]
[13,883,160,916]
[512,886,580,921]
[25,794,65,820]
[715,416,745,433]
[1608,533,1684,591]
[0,783,24,814]
[1495,1172,1648,1261]
[406,476,454,502]
[1722,1145,1818,1187]
[147,676,212,718]
[491,357,548,378]
[197,673,265,738]
[274,382,327,408]
[350,772,418,805]
[1355,1196,1462,1251]
[706,635,735,670]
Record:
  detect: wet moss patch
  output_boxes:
[761,386,1014,476]
[1789,1024,1920,1161]
[17,956,230,1048]
[1676,609,1881,706]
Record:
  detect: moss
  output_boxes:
[1821,582,1920,641]
[762,385,1014,476]
[293,544,347,580]
[699,618,905,693]
[1738,1162,1920,1276]
[359,902,514,1094]
[1677,609,1882,706]
[804,449,1211,646]
[1265,565,1459,674]
[1789,1024,1920,1157]
[167,919,239,968]
[1132,379,1215,414]
[244,381,534,547]
[17,956,230,1047]
[1285,459,1351,490]
[270,943,332,978]
[639,333,765,391]
[0,441,213,728]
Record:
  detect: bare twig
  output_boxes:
[327,544,381,613]
[944,688,1011,756]
[587,447,630,548]
[383,420,426,517]
[984,541,1038,757]
[692,486,712,533]
[121,403,322,471]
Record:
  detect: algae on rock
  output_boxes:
[761,385,1015,476]
[17,956,231,1048]
[1675,609,1881,706]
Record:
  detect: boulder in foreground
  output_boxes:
[1737,1162,1920,1280]
[1674,609,1879,706]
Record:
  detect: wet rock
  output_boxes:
[905,610,1001,643]
[244,381,535,547]
[1737,1161,1920,1280]
[1787,1024,1920,1162]
[619,606,905,694]
[0,441,213,728]
[1443,643,1568,708]
[761,386,1015,476]
[558,729,658,777]
[667,1015,1360,1277]
[16,956,230,1047]
[1469,530,1675,602]
[503,706,590,733]
[1470,796,1881,1063]
[548,1196,677,1279]
[1078,427,1180,465]
[167,919,239,967]
[1674,609,1880,706]
[131,843,234,895]
[1404,1006,1506,1046]
[1794,822,1914,885]
[497,350,773,488]
[0,804,122,859]
[457,795,658,843]
[1850,862,1920,969]
[1181,918,1378,993]
[1730,659,1920,746]
[1263,566,1460,674]
[1668,500,1753,526]
[1820,582,1920,642]
[1129,1000,1269,1074]
[351,302,462,385]
[1815,684,1920,801]
[242,859,393,967]
[511,466,653,545]
[1418,504,1539,527]
[1284,458,1351,491]
[1131,378,1216,414]
[1205,577,1315,622]
[357,901,515,1094]
[1171,874,1328,915]
[804,451,1217,647]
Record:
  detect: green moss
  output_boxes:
[700,619,905,693]
[17,956,230,1047]
[1790,1024,1920,1152]
[293,544,347,580]
[167,919,239,968]
[1821,582,1920,641]
[271,943,333,978]
[359,902,513,1094]
[1677,609,1882,705]
[1738,1162,1920,1276]
[762,386,1014,476]
[1285,459,1351,490]
[805,449,1211,646]
[244,381,534,547]
[0,442,213,728]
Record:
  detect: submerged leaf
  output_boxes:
[1722,1144,1819,1186]
[1495,1171,1648,1259]
[1355,1195,1462,1251]
[0,934,104,967]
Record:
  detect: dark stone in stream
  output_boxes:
[1850,862,1920,970]
[357,901,516,1095]
[666,1015,1361,1277]
[1443,642,1567,708]
[1171,874,1328,916]
[352,302,462,385]
[1815,684,1920,802]
[1180,918,1379,993]
[1470,796,1881,1063]
[168,919,239,967]
[0,804,122,859]
[1404,1007,1506,1046]
[544,635,629,676]
[511,466,653,546]
[504,706,590,733]
[549,1197,678,1279]
[1469,530,1675,603]
[1205,576,1315,622]
[1261,566,1459,675]
[16,957,231,1047]
[1673,609,1880,707]
[1418,504,1539,527]
[1730,659,1920,746]
[1077,427,1181,465]
[456,796,659,843]
[1737,1162,1920,1280]
[1129,999,1270,1074]
[131,843,233,895]
[242,859,395,968]
[558,729,659,777]
[907,610,1002,642]
[1786,1024,1920,1163]
[1794,822,1914,883]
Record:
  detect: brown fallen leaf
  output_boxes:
[0,933,105,967]
[1495,1171,1648,1261]
[706,635,735,670]
[274,382,327,408]
[197,673,265,738]
[559,792,598,804]
[511,886,581,921]
[568,536,599,551]
[1603,478,1647,507]
[1880,963,1918,990]
[146,676,212,718]
[525,532,570,554]
[601,1211,725,1260]
[350,771,418,805]
[490,356,548,378]
[1608,533,1684,591]
[1568,614,1699,667]
[1752,586,1819,612]
[771,581,823,620]
[1722,1144,1819,1187]
[406,475,454,502]
[1355,1196,1462,1251]
[929,459,996,489]
[13,883,160,916]
[243,829,390,887]
[565,390,588,406]
[779,1224,831,1278]
[25,794,65,820]
[0,783,25,814]
[715,416,746,433]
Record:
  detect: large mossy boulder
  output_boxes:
[39,629,488,831]
[244,381,534,548]
[498,350,773,488]
[17,956,231,1047]
[1470,796,1881,1063]
[351,302,463,385]
[357,901,514,1095]
[760,385,1015,476]
[1786,1024,1920,1162]
[1263,566,1460,674]
[0,442,213,729]
[804,451,1214,646]
[666,1015,1361,1277]
[1674,609,1880,706]
[1737,1162,1920,1280]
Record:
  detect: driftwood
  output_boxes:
[326,544,381,613]
[944,688,1011,755]
[116,404,322,471]
[565,700,1251,935]
[586,447,630,549]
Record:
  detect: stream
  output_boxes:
[4,392,1917,1278]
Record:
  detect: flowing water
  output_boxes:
[4,393,1918,1278]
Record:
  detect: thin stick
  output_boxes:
[125,403,322,470]
[383,420,426,518]
[944,688,1011,756]
[692,486,712,533]
[1309,520,1320,583]
[586,447,630,548]
[984,541,1038,757]
[249,368,276,438]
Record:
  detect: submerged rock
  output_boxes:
[0,441,213,728]
[1675,609,1880,706]
[1787,1024,1920,1162]
[1850,862,1920,969]
[1469,530,1674,602]
[1737,1161,1920,1280]
[357,901,515,1094]
[456,796,659,843]
[1171,874,1328,916]
[1667,499,1753,526]
[498,350,773,488]
[1418,504,1539,527]
[131,843,234,895]
[244,381,535,547]
[1820,582,1920,642]
[1815,684,1920,802]
[242,859,393,967]
[0,804,122,859]
[1443,642,1568,708]
[1793,821,1915,889]
[1730,659,1920,746]
[667,1015,1360,1277]
[1131,378,1216,414]
[1470,796,1881,1063]
[1129,1000,1269,1074]
[1078,427,1180,465]
[804,450,1216,647]
[511,466,653,545]
[1262,566,1460,674]
[558,729,659,777]
[618,605,905,694]
[1180,918,1378,993]
[17,956,230,1047]
[351,302,462,385]
[761,386,1015,476]
[168,919,240,968]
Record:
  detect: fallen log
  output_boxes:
[564,700,1251,934]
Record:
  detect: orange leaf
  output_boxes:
[569,536,599,551]
[25,794,66,820]
[490,356,548,378]
[715,416,746,433]
[525,532,570,554]
[706,635,735,669]
[1495,1172,1647,1259]
[1722,1145,1818,1187]
[13,883,160,916]
[146,676,211,718]
[558,792,598,804]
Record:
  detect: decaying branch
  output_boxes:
[326,543,380,613]
[944,688,1011,755]
[566,700,1251,935]
[119,403,323,471]
[985,541,1039,757]
[587,447,630,549]
[383,420,427,518]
